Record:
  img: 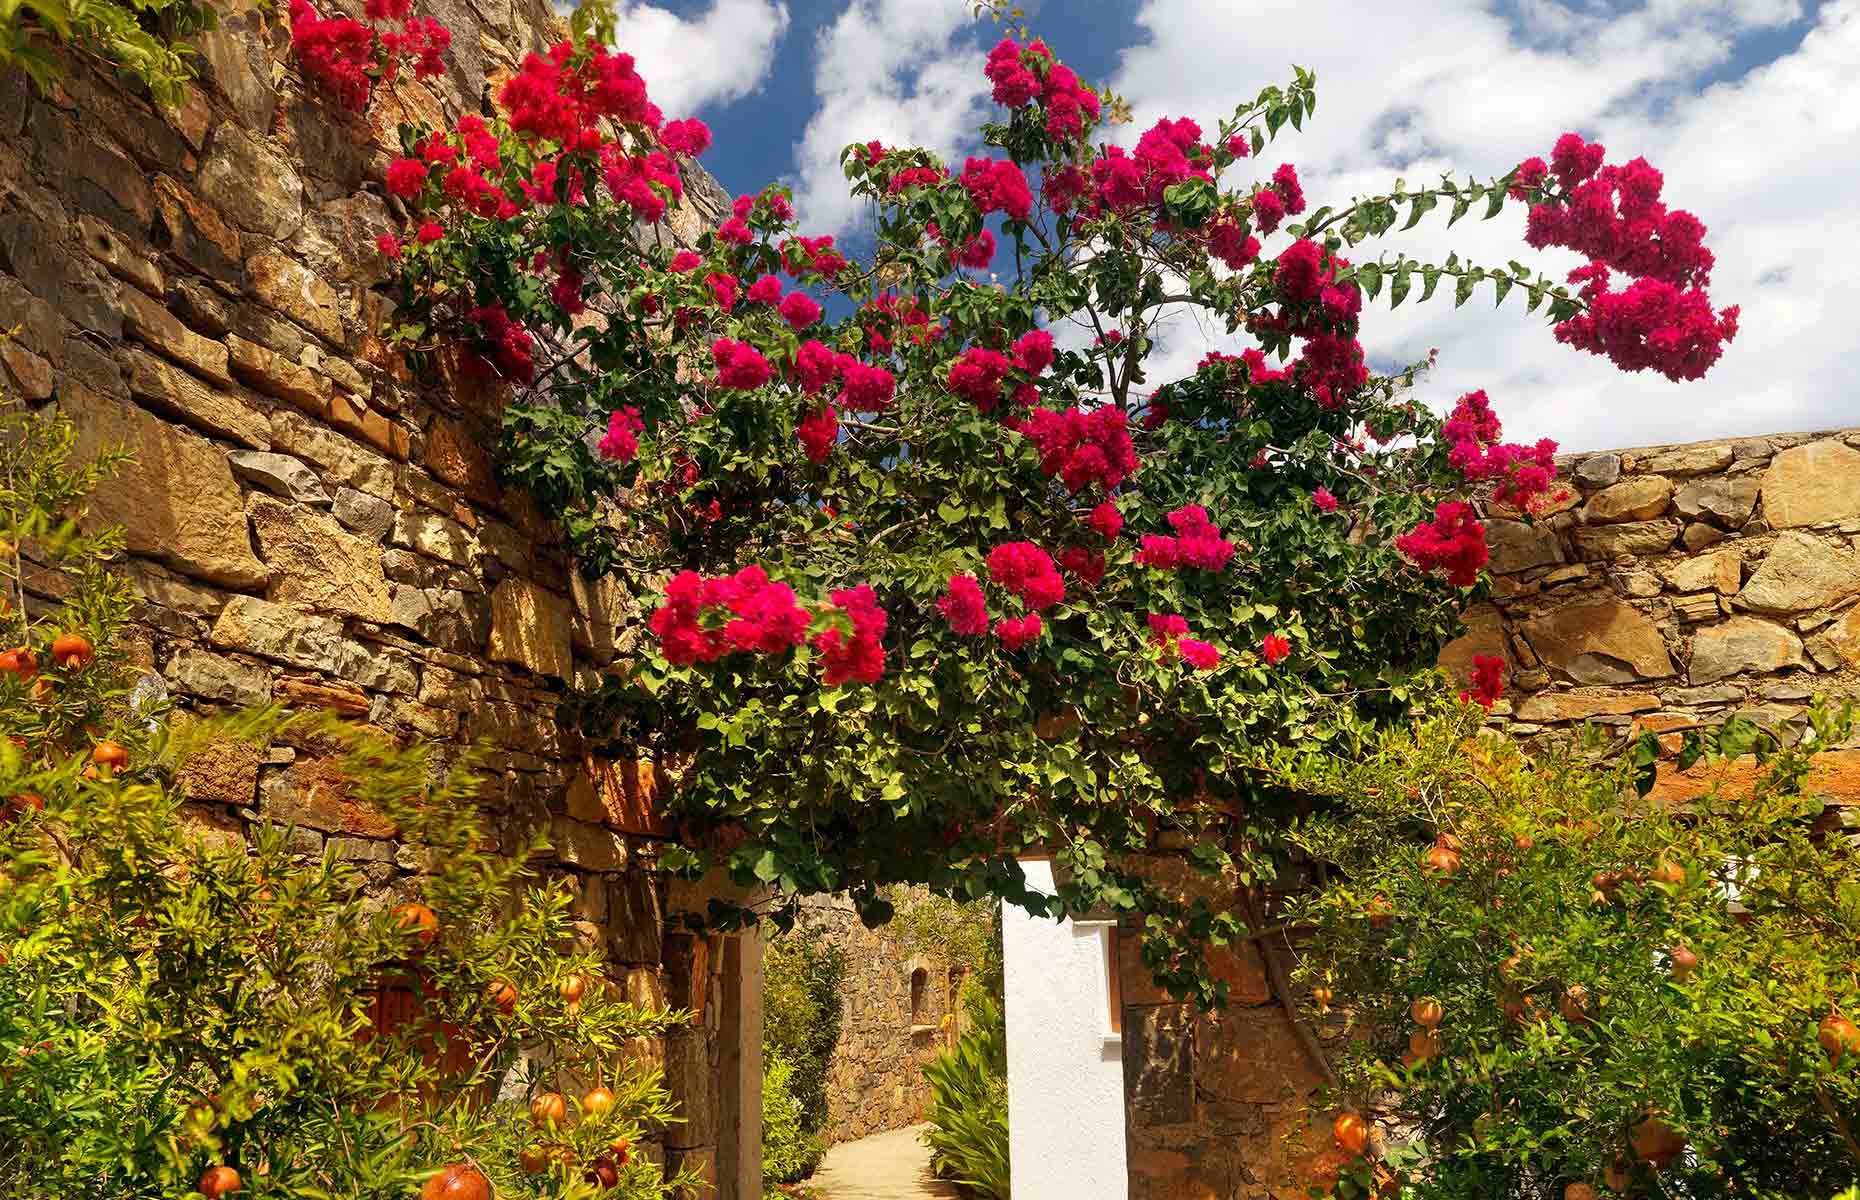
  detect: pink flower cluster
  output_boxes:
[790,342,896,416]
[288,0,448,114]
[1521,134,1738,381]
[464,303,535,384]
[987,542,1066,611]
[1262,633,1291,665]
[1056,546,1105,588]
[995,613,1043,650]
[1463,654,1505,708]
[1395,501,1488,588]
[959,157,1034,222]
[1148,614,1219,670]
[796,405,838,464]
[501,39,660,145]
[937,574,990,636]
[1135,505,1236,572]
[815,586,887,685]
[1085,117,1212,215]
[1251,164,1307,234]
[712,338,773,390]
[947,331,1053,412]
[597,406,644,463]
[650,567,811,665]
[1440,390,1559,511]
[1088,501,1123,540]
[983,37,1101,142]
[1017,406,1139,493]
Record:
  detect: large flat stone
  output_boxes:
[1513,689,1660,722]
[210,595,345,671]
[1688,616,1806,685]
[1674,474,1760,529]
[488,577,572,681]
[1572,519,1679,561]
[247,250,342,344]
[1583,476,1671,524]
[247,494,391,621]
[1520,598,1675,683]
[164,647,272,705]
[1640,443,1732,475]
[197,124,303,239]
[123,347,269,449]
[228,450,330,505]
[1485,518,1563,574]
[119,282,234,388]
[1739,531,1860,615]
[65,387,268,589]
[1761,440,1860,529]
[1662,549,1741,596]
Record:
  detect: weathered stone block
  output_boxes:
[119,283,234,387]
[1689,616,1807,685]
[228,450,331,505]
[1584,476,1671,524]
[123,347,269,449]
[152,174,243,281]
[1486,518,1563,574]
[65,388,268,589]
[165,647,272,706]
[211,595,345,672]
[0,210,121,338]
[269,408,397,498]
[1674,474,1760,529]
[1572,519,1679,560]
[488,577,572,680]
[1574,454,1621,488]
[247,494,391,622]
[76,215,163,295]
[1761,441,1860,529]
[198,124,303,238]
[1513,689,1660,722]
[1641,443,1732,475]
[1125,1004,1195,1127]
[1739,531,1860,614]
[247,250,342,344]
[394,508,477,566]
[332,487,395,540]
[1521,598,1674,684]
[227,334,332,414]
[175,731,263,807]
[1663,549,1740,595]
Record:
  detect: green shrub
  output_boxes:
[1,0,223,107]
[0,397,701,1197]
[921,992,1009,1199]
[760,1048,822,1187]
[762,927,846,1141]
[1284,702,1860,1199]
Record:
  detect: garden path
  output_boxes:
[808,1123,960,1200]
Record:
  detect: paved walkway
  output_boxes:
[809,1124,961,1200]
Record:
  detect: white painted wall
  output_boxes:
[1002,860,1128,1199]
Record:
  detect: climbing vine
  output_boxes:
[363,1,1736,1002]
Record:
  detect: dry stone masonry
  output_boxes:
[0,7,751,1193]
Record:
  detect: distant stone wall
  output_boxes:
[1120,427,1860,1199]
[1440,427,1860,798]
[798,892,956,1144]
[0,11,750,1193]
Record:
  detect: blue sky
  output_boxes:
[618,0,1860,452]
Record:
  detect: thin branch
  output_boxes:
[1242,885,1337,1088]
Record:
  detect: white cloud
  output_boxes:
[1100,0,1857,451]
[787,0,990,236]
[616,0,791,119]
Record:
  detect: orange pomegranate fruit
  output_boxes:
[487,979,518,1015]
[1668,945,1698,982]
[199,1166,243,1198]
[50,632,93,670]
[91,741,129,771]
[1333,1112,1370,1155]
[1410,997,1443,1029]
[560,972,587,1003]
[420,1163,490,1200]
[1422,845,1461,880]
[1630,1113,1686,1166]
[1818,1014,1860,1063]
[582,1086,616,1117]
[531,1091,568,1128]
[391,902,439,951]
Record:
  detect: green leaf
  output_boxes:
[1402,192,1438,231]
[1420,266,1442,303]
[1454,272,1476,308]
[752,849,781,883]
[1356,263,1383,299]
[1390,264,1413,308]
[1448,195,1473,227]
[1491,274,1513,306]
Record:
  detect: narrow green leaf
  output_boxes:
[1454,272,1476,307]
[1390,264,1413,308]
[1485,187,1506,219]
[1402,192,1438,231]
[1420,266,1442,302]
[1357,262,1383,299]
[1448,195,1472,227]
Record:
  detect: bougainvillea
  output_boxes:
[361,3,1734,1003]
[287,0,448,113]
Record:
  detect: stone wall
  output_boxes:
[1119,427,1860,1199]
[796,892,957,1144]
[0,10,750,1194]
